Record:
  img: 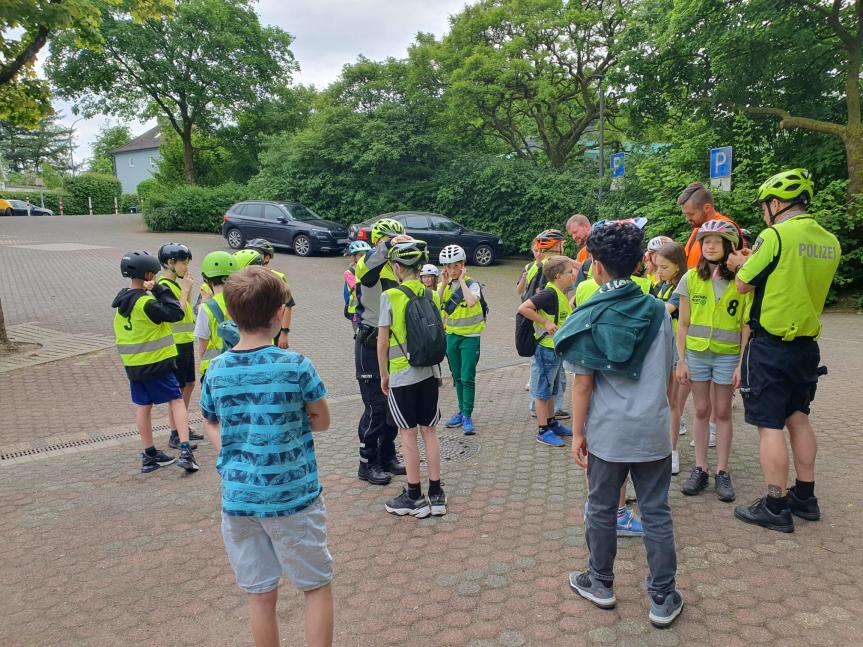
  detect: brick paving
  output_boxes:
[1,216,863,646]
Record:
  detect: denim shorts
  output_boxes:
[221,496,332,594]
[684,349,738,385]
[530,344,563,400]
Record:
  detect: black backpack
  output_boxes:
[515,292,559,358]
[391,285,447,367]
[521,261,548,302]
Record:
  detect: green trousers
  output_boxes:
[446,334,481,417]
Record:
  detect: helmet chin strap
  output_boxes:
[767,201,797,225]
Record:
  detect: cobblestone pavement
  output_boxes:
[2,216,863,646]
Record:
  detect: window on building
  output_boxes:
[129,158,135,168]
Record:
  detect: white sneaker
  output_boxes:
[525,381,530,391]
[679,420,687,435]
[689,423,717,448]
[671,450,680,475]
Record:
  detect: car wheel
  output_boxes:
[4,208,12,217]
[473,243,495,266]
[293,234,312,257]
[226,228,244,249]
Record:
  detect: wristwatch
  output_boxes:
[281,327,290,334]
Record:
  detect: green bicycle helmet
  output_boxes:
[371,217,405,244]
[245,238,275,258]
[387,239,429,267]
[201,251,236,279]
[754,168,814,207]
[234,249,264,268]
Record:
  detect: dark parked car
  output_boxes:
[3,199,53,216]
[222,201,350,257]
[349,212,502,266]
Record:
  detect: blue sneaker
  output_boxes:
[444,412,463,428]
[537,429,565,447]
[462,416,475,435]
[550,420,572,437]
[649,590,684,627]
[616,507,645,537]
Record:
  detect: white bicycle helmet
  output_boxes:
[420,264,440,277]
[647,235,674,252]
[439,244,466,264]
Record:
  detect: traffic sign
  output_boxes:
[610,152,624,178]
[710,146,732,192]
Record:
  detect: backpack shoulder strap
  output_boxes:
[204,298,225,324]
[396,284,417,301]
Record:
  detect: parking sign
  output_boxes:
[710,147,732,179]
[610,152,625,178]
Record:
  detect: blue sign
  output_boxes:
[710,147,732,178]
[610,152,625,178]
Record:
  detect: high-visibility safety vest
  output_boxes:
[344,268,358,315]
[385,279,441,375]
[684,268,751,355]
[355,253,398,327]
[271,268,289,286]
[738,215,840,340]
[575,273,652,306]
[441,277,485,336]
[200,292,229,374]
[114,295,178,368]
[653,281,679,333]
[157,277,196,344]
[535,283,573,349]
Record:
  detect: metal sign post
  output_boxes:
[709,146,732,192]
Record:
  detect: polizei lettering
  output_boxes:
[798,242,836,260]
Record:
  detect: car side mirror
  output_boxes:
[278,216,289,223]
[456,226,464,234]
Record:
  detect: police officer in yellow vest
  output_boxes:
[195,251,236,380]
[157,243,205,449]
[353,218,412,485]
[438,244,485,436]
[727,169,841,533]
[112,250,199,474]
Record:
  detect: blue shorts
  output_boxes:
[221,496,333,594]
[684,349,738,385]
[530,344,563,401]
[129,372,182,406]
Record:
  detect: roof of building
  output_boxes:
[110,126,161,154]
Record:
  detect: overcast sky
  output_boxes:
[47,0,468,165]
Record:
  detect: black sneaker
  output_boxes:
[382,458,407,476]
[188,427,205,441]
[358,462,391,485]
[385,488,431,518]
[681,467,709,496]
[141,450,175,473]
[429,490,447,516]
[734,497,794,533]
[168,431,197,450]
[788,488,821,521]
[176,447,200,472]
[715,471,736,502]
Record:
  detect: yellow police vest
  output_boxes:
[200,292,229,374]
[684,269,750,355]
[114,295,178,367]
[535,283,573,349]
[386,280,441,375]
[739,215,840,340]
[441,277,485,336]
[157,277,196,344]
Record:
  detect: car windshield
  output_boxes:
[281,203,320,221]
[8,200,27,207]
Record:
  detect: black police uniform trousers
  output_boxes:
[355,333,398,468]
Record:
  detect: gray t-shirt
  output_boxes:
[379,291,441,388]
[568,314,674,463]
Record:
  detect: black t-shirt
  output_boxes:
[530,287,558,314]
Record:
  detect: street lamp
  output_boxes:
[587,73,605,207]
[68,117,85,176]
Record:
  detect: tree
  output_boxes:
[47,0,297,183]
[0,114,73,174]
[429,0,633,169]
[0,0,173,127]
[88,124,132,175]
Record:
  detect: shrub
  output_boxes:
[63,173,122,214]
[120,193,139,212]
[142,182,249,233]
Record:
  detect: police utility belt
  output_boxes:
[357,323,378,349]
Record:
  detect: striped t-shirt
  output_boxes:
[200,346,327,517]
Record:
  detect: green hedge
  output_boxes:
[62,173,122,214]
[143,182,249,232]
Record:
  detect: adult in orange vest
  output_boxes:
[677,182,742,269]
[566,213,592,264]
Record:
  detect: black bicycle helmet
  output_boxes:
[245,238,275,258]
[121,251,161,279]
[157,242,192,267]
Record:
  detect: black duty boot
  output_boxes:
[788,488,821,521]
[382,458,407,476]
[358,462,391,485]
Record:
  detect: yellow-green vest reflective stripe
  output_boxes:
[157,277,196,344]
[535,284,573,348]
[200,292,228,374]
[442,277,485,335]
[386,280,436,375]
[685,269,748,355]
[113,295,178,367]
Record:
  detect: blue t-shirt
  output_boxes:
[200,346,327,517]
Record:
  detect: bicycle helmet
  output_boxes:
[741,228,755,246]
[387,239,429,266]
[120,250,161,279]
[695,219,740,248]
[348,240,372,255]
[245,238,275,258]
[420,264,440,277]
[234,249,264,268]
[754,168,814,207]
[439,244,466,264]
[593,217,648,231]
[534,229,565,251]
[371,217,405,244]
[157,243,192,267]
[647,236,674,252]
[201,251,236,279]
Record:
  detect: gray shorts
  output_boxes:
[221,496,333,594]
[685,349,738,385]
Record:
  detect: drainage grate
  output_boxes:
[407,434,480,465]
